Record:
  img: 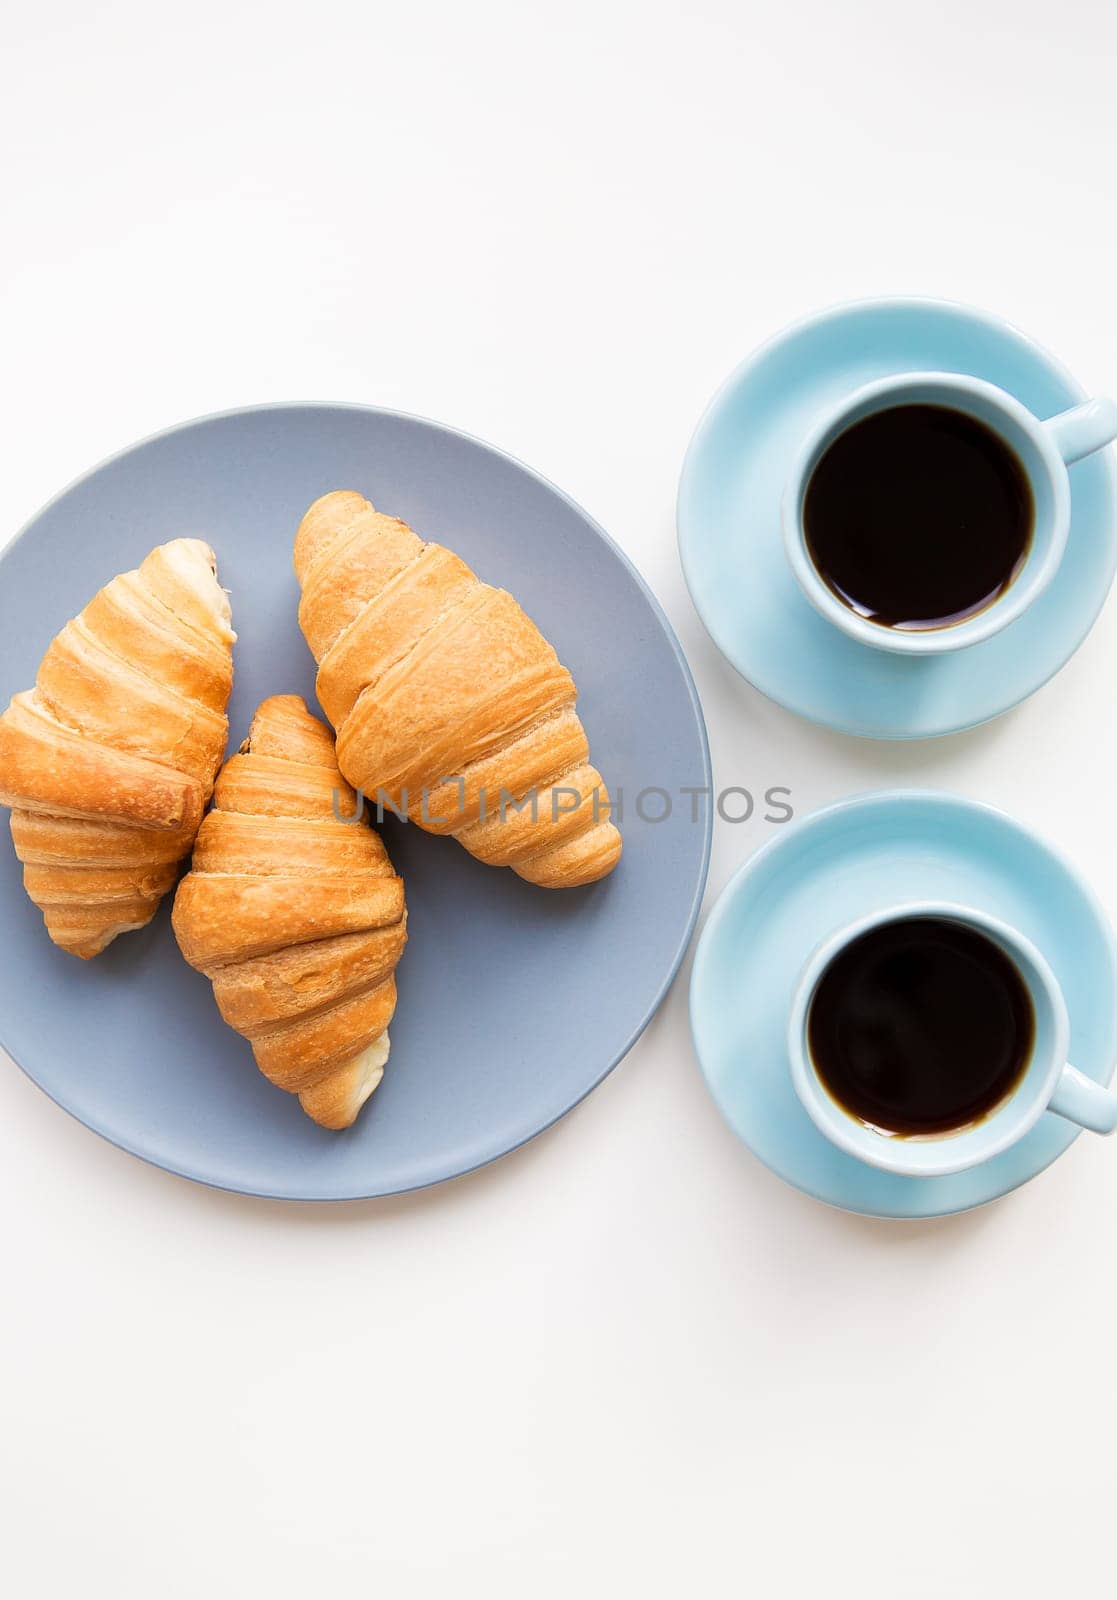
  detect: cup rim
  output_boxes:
[781,371,1072,656]
[787,901,1071,1177]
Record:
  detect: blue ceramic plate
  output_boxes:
[0,405,711,1199]
[678,298,1117,739]
[690,790,1117,1218]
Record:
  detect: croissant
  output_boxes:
[0,539,234,958]
[293,490,622,888]
[172,695,407,1130]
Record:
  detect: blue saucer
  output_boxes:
[678,299,1117,739]
[690,791,1117,1217]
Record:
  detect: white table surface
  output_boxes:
[3,3,1115,1594]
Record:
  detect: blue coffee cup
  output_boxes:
[782,371,1117,655]
[787,902,1117,1178]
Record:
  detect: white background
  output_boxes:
[2,2,1116,1594]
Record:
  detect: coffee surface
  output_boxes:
[807,916,1034,1136]
[804,404,1033,630]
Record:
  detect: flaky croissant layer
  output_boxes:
[293,490,622,889]
[172,695,407,1131]
[0,538,235,957]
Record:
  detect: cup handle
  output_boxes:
[1048,1063,1117,1133]
[1044,398,1117,466]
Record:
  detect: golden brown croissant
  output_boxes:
[293,490,622,888]
[0,539,234,957]
[172,695,407,1130]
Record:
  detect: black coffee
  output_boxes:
[804,404,1033,630]
[807,917,1034,1137]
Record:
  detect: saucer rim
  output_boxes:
[689,787,1117,1219]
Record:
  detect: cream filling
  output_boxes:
[163,539,236,642]
[348,1030,390,1109]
